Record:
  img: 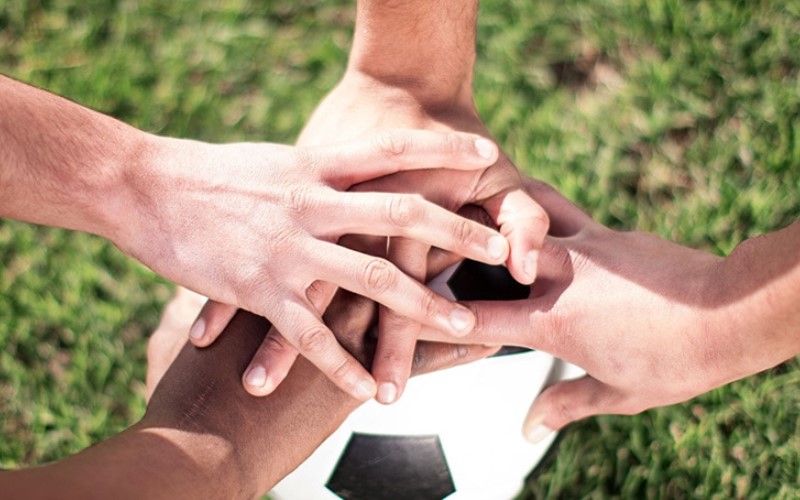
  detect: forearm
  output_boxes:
[347,0,478,107]
[0,311,359,499]
[0,427,238,499]
[144,311,359,496]
[0,74,154,239]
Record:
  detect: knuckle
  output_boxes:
[327,292,375,339]
[387,313,418,332]
[530,207,550,232]
[411,348,428,372]
[286,185,318,215]
[292,147,318,172]
[362,258,397,294]
[331,356,356,384]
[268,225,305,258]
[377,344,408,366]
[375,130,409,159]
[418,290,441,321]
[232,267,274,311]
[296,324,330,354]
[442,132,462,156]
[387,195,424,228]
[452,218,477,248]
[262,332,290,354]
[554,398,575,424]
[305,280,328,305]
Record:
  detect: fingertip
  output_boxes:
[188,317,206,345]
[243,364,268,395]
[190,300,239,347]
[448,306,476,336]
[522,397,557,444]
[474,138,498,162]
[487,234,510,263]
[524,415,556,444]
[482,188,547,282]
[523,250,539,283]
[353,378,378,402]
[376,382,399,405]
[524,376,613,440]
[507,247,539,285]
[243,364,283,397]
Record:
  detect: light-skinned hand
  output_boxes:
[123,129,509,402]
[191,75,548,402]
[420,177,800,443]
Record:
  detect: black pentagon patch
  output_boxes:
[447,260,532,357]
[326,433,455,500]
[446,260,530,302]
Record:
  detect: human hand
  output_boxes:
[17,278,496,500]
[189,76,545,401]
[421,178,796,442]
[115,129,509,402]
[145,272,497,496]
[297,75,549,404]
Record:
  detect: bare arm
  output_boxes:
[0,311,352,499]
[712,222,800,371]
[0,74,149,237]
[0,73,509,401]
[0,289,492,499]
[420,178,800,441]
[347,0,478,106]
[193,0,550,406]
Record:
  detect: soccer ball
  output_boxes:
[271,261,582,500]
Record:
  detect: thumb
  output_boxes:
[481,186,549,285]
[522,375,622,443]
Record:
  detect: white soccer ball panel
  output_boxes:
[272,351,562,500]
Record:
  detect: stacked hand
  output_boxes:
[191,73,550,403]
[422,178,800,442]
[122,130,512,401]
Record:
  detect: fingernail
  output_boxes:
[189,318,205,340]
[523,250,538,282]
[449,307,474,334]
[354,379,377,401]
[475,138,495,159]
[487,235,507,261]
[245,365,267,388]
[526,422,555,444]
[377,383,398,404]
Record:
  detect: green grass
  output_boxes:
[1,0,799,497]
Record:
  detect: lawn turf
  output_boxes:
[1,0,799,498]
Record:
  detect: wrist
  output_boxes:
[341,68,476,115]
[102,133,201,256]
[691,258,756,385]
[711,233,800,373]
[144,311,363,495]
[347,1,478,111]
[83,126,163,244]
